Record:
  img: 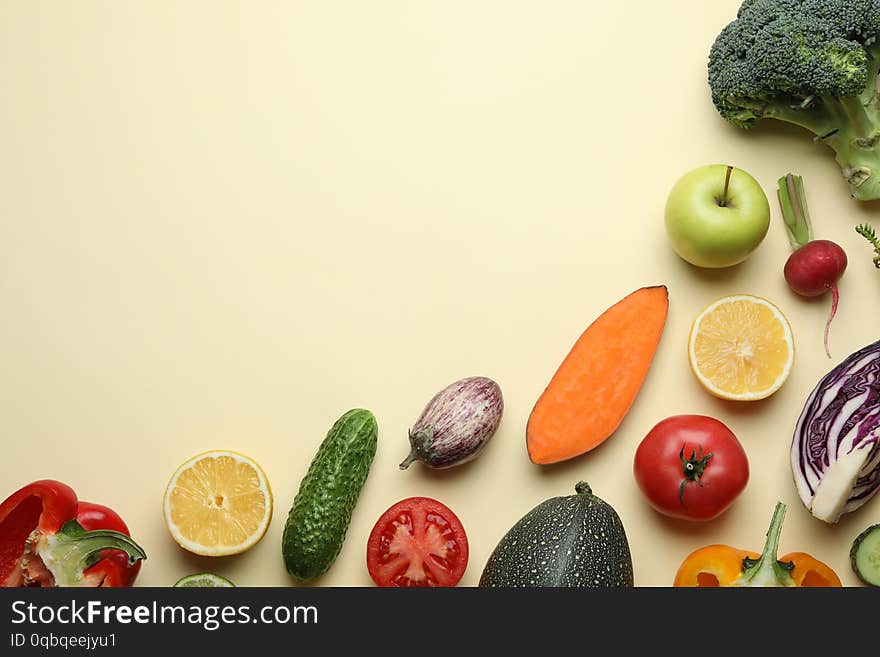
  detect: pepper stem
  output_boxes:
[739,502,795,587]
[41,520,146,587]
[777,173,814,250]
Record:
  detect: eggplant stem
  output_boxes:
[399,449,419,470]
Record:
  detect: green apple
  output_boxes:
[665,164,770,268]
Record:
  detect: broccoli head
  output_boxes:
[709,0,880,200]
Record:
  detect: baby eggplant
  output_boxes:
[400,376,504,470]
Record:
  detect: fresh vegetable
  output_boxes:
[674,502,841,587]
[480,482,633,587]
[527,286,668,465]
[400,376,503,470]
[283,409,378,582]
[366,497,468,587]
[777,174,848,358]
[856,223,880,269]
[164,450,273,557]
[709,1,880,201]
[73,502,144,586]
[633,415,749,521]
[174,572,235,587]
[665,164,770,268]
[784,239,847,358]
[791,339,880,523]
[0,480,145,587]
[688,294,794,401]
[850,524,880,586]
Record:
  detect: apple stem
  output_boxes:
[720,165,733,207]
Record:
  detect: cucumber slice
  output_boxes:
[173,572,235,587]
[850,524,880,586]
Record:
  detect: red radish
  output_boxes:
[783,240,847,357]
[777,174,848,358]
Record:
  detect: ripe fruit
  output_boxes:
[366,497,468,587]
[688,294,794,401]
[634,415,749,521]
[665,165,770,268]
[163,450,272,557]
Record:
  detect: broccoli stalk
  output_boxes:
[709,1,880,201]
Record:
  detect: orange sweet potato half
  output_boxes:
[527,286,669,465]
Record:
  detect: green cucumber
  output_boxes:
[850,524,880,586]
[282,408,378,582]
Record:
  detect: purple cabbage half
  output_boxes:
[791,339,880,523]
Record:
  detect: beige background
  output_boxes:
[2,1,879,587]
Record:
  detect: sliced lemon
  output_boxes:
[163,450,273,557]
[688,295,794,401]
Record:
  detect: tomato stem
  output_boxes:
[678,446,713,505]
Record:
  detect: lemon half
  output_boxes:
[163,450,273,557]
[688,294,794,401]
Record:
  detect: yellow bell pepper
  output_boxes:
[674,502,841,587]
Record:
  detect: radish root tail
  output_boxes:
[824,283,839,359]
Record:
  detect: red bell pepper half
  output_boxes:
[0,480,145,587]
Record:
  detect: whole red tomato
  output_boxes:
[633,415,749,521]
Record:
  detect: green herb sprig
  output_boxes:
[855,224,880,269]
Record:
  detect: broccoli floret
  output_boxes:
[709,0,880,200]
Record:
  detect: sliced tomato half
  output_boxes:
[366,497,468,587]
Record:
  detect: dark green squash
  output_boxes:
[479,482,633,587]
